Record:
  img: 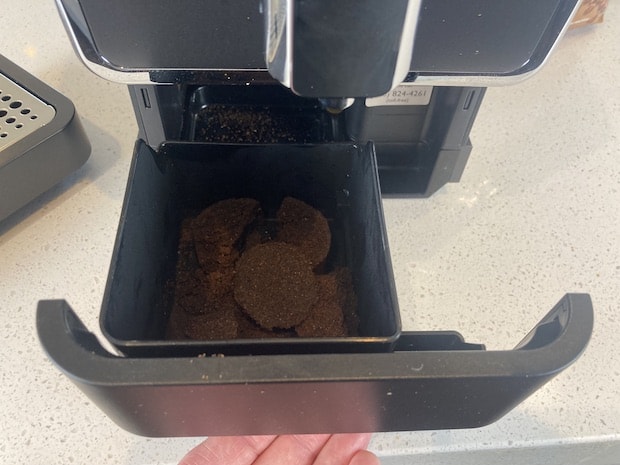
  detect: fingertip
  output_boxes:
[349,432,373,450]
[178,435,277,465]
[349,449,381,465]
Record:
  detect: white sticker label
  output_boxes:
[365,85,433,107]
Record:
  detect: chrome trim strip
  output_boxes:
[392,0,423,89]
[55,0,152,83]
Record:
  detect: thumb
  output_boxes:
[349,449,381,465]
[179,436,277,465]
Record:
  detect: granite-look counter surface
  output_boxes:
[1,1,618,464]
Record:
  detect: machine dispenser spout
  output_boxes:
[265,0,422,99]
[318,97,355,114]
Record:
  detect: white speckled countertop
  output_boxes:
[1,2,619,464]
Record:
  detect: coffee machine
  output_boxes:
[37,0,593,436]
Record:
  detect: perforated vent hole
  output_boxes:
[0,71,56,150]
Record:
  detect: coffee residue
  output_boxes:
[166,197,358,340]
[195,105,320,144]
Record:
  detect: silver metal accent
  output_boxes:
[412,74,537,87]
[55,0,153,84]
[391,0,422,89]
[0,73,56,151]
[265,0,296,88]
[319,97,355,113]
[265,0,290,87]
[265,0,422,96]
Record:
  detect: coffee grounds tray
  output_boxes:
[185,85,333,144]
[106,141,399,357]
[36,142,592,436]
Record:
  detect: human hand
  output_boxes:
[179,434,380,465]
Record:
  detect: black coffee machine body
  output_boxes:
[58,0,583,196]
[36,0,593,437]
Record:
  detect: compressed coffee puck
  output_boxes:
[183,295,239,340]
[234,242,317,329]
[236,310,295,339]
[175,217,200,272]
[173,265,237,315]
[296,273,347,338]
[203,267,235,299]
[174,269,214,315]
[243,217,274,251]
[192,198,261,271]
[277,197,331,270]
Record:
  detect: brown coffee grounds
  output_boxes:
[165,302,187,340]
[166,197,358,341]
[243,217,274,251]
[174,269,213,315]
[277,197,331,270]
[183,296,239,340]
[236,310,296,339]
[234,242,317,329]
[295,273,347,338]
[196,105,318,144]
[175,217,199,272]
[192,198,261,272]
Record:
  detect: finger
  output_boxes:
[252,434,332,465]
[349,449,381,465]
[312,433,373,465]
[178,435,277,465]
